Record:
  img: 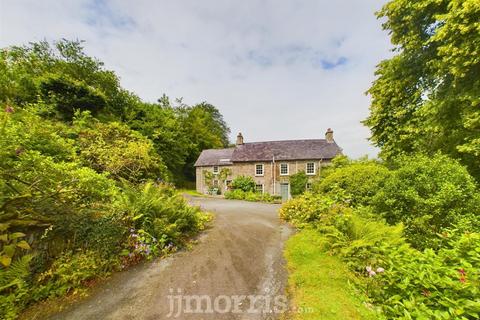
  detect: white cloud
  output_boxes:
[0,0,392,157]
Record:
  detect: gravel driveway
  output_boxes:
[48,197,293,320]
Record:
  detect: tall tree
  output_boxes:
[365,0,480,178]
[177,101,231,181]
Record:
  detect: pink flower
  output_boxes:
[366,266,372,273]
[368,270,377,277]
[376,267,385,273]
[5,105,14,113]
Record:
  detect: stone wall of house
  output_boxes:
[195,166,233,194]
[196,159,331,196]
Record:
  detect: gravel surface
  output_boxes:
[48,197,293,320]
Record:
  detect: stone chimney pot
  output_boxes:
[236,132,244,145]
[325,128,334,143]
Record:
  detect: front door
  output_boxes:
[280,183,289,202]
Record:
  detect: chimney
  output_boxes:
[236,132,244,145]
[325,128,334,143]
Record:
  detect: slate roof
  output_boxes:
[194,148,235,167]
[194,139,342,166]
[231,139,342,162]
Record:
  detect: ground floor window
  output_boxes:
[256,184,264,193]
[213,179,219,188]
[306,182,312,191]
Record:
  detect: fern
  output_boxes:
[0,254,33,291]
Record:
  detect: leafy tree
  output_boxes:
[177,101,231,181]
[0,39,135,118]
[126,97,191,182]
[365,0,480,178]
[231,176,256,192]
[75,115,169,183]
[289,171,309,197]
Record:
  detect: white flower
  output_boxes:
[368,270,377,277]
[376,267,385,273]
[366,266,372,272]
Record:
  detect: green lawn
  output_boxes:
[284,229,378,320]
[177,189,204,197]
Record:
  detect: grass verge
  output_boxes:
[284,229,378,320]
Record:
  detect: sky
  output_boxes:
[0,0,392,158]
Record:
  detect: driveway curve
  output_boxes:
[48,197,292,320]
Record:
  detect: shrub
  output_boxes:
[231,175,256,192]
[280,194,480,319]
[225,189,246,200]
[314,161,390,206]
[289,171,309,197]
[244,191,259,202]
[372,154,480,248]
[279,193,347,227]
[371,231,480,319]
[75,119,169,183]
[0,255,33,320]
[33,250,116,300]
[114,182,210,249]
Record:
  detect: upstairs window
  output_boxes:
[306,162,316,175]
[213,166,219,174]
[280,163,289,175]
[255,164,264,176]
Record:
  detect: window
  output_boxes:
[255,164,264,176]
[213,166,219,174]
[306,182,312,191]
[213,180,219,187]
[256,184,264,194]
[306,162,316,175]
[280,163,289,175]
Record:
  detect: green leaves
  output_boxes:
[231,175,256,192]
[0,232,31,267]
[366,0,480,179]
[289,171,309,197]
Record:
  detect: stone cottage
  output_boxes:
[194,129,342,200]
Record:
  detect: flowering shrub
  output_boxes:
[279,193,346,227]
[281,192,480,318]
[373,232,480,319]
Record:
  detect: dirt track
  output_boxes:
[48,197,292,320]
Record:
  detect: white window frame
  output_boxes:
[255,184,264,194]
[306,162,316,175]
[255,163,264,176]
[280,163,289,176]
[213,166,219,174]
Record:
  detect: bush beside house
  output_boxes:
[280,154,480,318]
